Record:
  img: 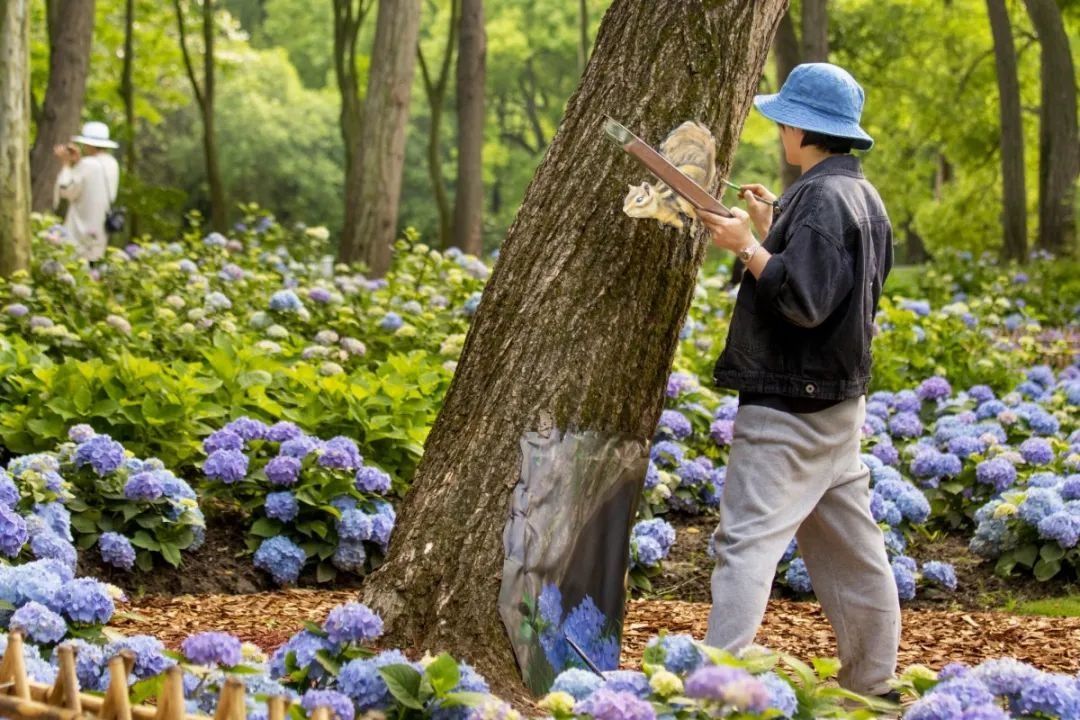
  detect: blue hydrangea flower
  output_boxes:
[106,635,174,679]
[355,467,391,494]
[337,650,411,710]
[269,630,332,679]
[254,536,307,585]
[760,672,798,718]
[99,532,136,571]
[897,491,931,524]
[265,455,302,486]
[650,441,684,469]
[1060,475,1080,501]
[632,519,676,556]
[899,300,930,317]
[280,435,322,459]
[182,632,242,667]
[267,421,303,443]
[967,385,995,403]
[1013,673,1080,718]
[785,558,813,594]
[889,412,923,439]
[947,435,986,459]
[0,471,18,509]
[684,666,769,712]
[11,601,67,643]
[332,541,366,574]
[1037,511,1080,548]
[971,657,1040,696]
[921,561,958,591]
[203,429,244,455]
[337,510,373,542]
[1027,411,1060,436]
[431,663,489,720]
[204,450,249,483]
[656,410,692,441]
[265,491,299,522]
[124,471,164,501]
[370,506,395,549]
[301,689,354,720]
[269,290,305,313]
[56,578,115,625]
[30,532,77,570]
[1019,438,1054,466]
[323,602,383,645]
[34,502,72,541]
[676,461,710,489]
[975,458,1017,492]
[917,376,952,401]
[318,437,362,470]
[379,313,403,332]
[601,670,650,699]
[1019,488,1066,525]
[564,595,619,670]
[574,688,656,720]
[892,561,916,601]
[73,435,126,476]
[632,536,663,568]
[552,668,603,700]
[225,417,269,442]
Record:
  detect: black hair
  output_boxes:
[799,130,854,154]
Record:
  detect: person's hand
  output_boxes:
[696,206,755,254]
[53,144,79,165]
[739,183,776,237]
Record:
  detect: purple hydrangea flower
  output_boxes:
[921,561,958,591]
[99,532,136,571]
[68,424,96,443]
[266,421,304,443]
[73,435,126,476]
[975,457,1017,492]
[181,631,242,667]
[1036,511,1080,548]
[0,504,29,557]
[871,443,900,466]
[355,467,391,494]
[684,666,769,712]
[224,417,268,442]
[265,455,302,486]
[889,412,923,439]
[650,441,684,469]
[203,429,244,454]
[657,410,692,440]
[300,689,356,720]
[785,558,813,594]
[892,389,922,413]
[323,602,383,645]
[574,688,656,720]
[710,419,735,447]
[318,437,362,470]
[967,385,995,404]
[55,579,115,624]
[124,471,164,501]
[204,449,249,483]
[1019,438,1054,466]
[917,376,952,401]
[665,372,697,398]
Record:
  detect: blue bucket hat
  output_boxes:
[753,63,874,150]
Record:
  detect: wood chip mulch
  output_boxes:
[112,591,1080,674]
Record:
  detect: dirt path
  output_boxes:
[113,590,1080,674]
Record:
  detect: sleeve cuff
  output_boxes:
[753,253,786,316]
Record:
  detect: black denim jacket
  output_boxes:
[713,154,894,401]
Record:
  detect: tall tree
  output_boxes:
[986,0,1026,261]
[577,0,588,76]
[337,0,422,273]
[800,0,828,62]
[453,0,485,254]
[418,0,460,249]
[1,0,32,276]
[174,0,227,231]
[28,0,96,213]
[774,10,801,190]
[363,0,788,687]
[333,0,374,259]
[1022,0,1078,255]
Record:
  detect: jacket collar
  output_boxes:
[779,154,863,207]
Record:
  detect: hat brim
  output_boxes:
[754,93,874,151]
[72,135,119,149]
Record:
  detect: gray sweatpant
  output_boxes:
[705,396,900,696]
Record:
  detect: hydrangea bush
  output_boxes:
[200,418,396,585]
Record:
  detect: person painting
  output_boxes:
[695,63,899,700]
[54,121,121,262]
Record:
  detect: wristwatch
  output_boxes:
[737,241,761,264]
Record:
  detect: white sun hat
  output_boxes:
[72,121,119,149]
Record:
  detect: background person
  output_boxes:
[54,121,121,262]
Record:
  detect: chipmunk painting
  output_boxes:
[622,121,717,230]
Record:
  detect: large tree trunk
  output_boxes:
[774,9,801,190]
[452,0,485,255]
[800,0,827,61]
[334,0,372,260]
[363,0,788,690]
[986,0,1027,262]
[28,0,96,213]
[1022,0,1078,256]
[0,0,32,277]
[338,0,422,274]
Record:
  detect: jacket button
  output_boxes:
[805,383,816,394]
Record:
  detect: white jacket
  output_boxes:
[55,153,120,261]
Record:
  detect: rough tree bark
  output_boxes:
[418,0,460,250]
[577,0,588,76]
[28,0,96,213]
[363,0,788,689]
[1022,0,1078,255]
[174,0,227,231]
[986,0,1027,262]
[453,0,485,255]
[1,0,32,277]
[333,0,373,261]
[338,0,422,274]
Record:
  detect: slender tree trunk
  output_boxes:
[577,0,588,76]
[800,0,828,61]
[774,9,801,190]
[902,220,931,264]
[334,0,371,259]
[28,0,96,213]
[0,0,32,276]
[120,0,137,237]
[201,0,226,231]
[453,0,485,255]
[1022,0,1078,256]
[337,0,422,273]
[363,0,788,690]
[986,0,1027,262]
[418,0,460,250]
